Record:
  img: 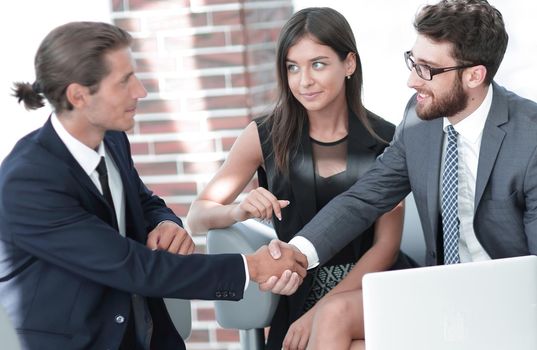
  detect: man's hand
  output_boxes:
[246,240,307,293]
[146,221,195,254]
[258,240,307,295]
[260,269,302,295]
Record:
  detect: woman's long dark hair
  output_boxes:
[267,7,380,173]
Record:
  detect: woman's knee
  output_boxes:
[315,293,360,326]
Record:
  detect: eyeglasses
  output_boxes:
[404,51,476,81]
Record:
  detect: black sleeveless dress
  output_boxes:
[303,135,358,310]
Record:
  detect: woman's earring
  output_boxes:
[346,75,351,80]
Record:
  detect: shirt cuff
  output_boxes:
[241,254,250,291]
[289,236,319,269]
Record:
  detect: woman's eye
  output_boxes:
[287,64,299,73]
[312,61,326,70]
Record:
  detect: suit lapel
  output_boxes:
[104,134,132,195]
[104,134,146,242]
[426,118,444,237]
[37,118,106,205]
[475,84,508,208]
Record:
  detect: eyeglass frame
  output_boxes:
[404,51,477,81]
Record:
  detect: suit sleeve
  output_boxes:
[297,105,414,265]
[0,151,245,301]
[523,145,537,255]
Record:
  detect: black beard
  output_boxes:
[416,77,468,121]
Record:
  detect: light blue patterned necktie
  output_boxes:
[442,125,460,264]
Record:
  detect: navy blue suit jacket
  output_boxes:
[0,118,245,349]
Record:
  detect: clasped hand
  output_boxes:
[230,188,305,294]
[246,239,308,295]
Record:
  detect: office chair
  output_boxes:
[206,193,425,350]
[164,298,192,340]
[0,303,22,350]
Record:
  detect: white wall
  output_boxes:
[0,0,111,160]
[293,0,537,124]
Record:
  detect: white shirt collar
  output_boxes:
[443,84,494,143]
[51,113,105,176]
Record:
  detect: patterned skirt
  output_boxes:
[303,262,355,311]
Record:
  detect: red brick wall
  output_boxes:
[111,0,293,348]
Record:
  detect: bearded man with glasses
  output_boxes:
[263,1,537,348]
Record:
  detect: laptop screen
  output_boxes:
[362,255,537,350]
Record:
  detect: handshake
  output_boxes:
[245,240,308,295]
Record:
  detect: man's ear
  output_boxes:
[464,64,487,88]
[65,83,90,109]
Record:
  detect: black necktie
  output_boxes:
[96,156,153,348]
[96,157,118,229]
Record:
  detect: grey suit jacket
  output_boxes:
[298,82,537,266]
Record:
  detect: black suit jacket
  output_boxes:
[0,118,245,349]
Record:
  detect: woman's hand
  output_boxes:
[230,187,289,222]
[283,309,315,350]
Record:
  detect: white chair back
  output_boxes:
[207,219,279,350]
[0,304,21,350]
[163,298,192,340]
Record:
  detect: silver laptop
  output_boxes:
[362,255,537,350]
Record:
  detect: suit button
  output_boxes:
[222,291,228,298]
[115,315,125,324]
[215,291,222,298]
[230,292,236,297]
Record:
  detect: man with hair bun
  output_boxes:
[1,21,307,350]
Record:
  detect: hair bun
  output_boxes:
[32,81,42,94]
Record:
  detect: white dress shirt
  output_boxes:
[291,86,495,268]
[441,85,493,262]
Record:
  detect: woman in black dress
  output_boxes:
[187,7,413,350]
